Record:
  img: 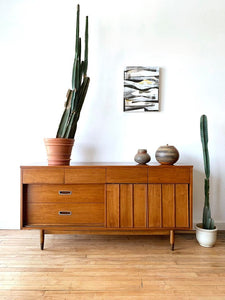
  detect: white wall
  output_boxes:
[0,0,225,229]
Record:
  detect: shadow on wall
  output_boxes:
[193,168,205,224]
[182,150,223,227]
[193,167,223,228]
[210,170,223,225]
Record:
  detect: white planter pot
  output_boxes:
[195,223,217,247]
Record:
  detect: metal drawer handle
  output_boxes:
[58,211,72,216]
[58,190,72,195]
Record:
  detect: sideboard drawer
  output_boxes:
[22,168,64,184]
[107,167,148,183]
[26,184,105,203]
[25,203,104,226]
[148,166,191,183]
[65,168,106,183]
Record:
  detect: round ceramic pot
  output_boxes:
[134,149,151,165]
[44,138,74,166]
[195,223,217,247]
[155,144,179,165]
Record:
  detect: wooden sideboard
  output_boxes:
[20,163,193,250]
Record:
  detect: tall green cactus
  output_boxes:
[200,115,214,229]
[56,4,90,139]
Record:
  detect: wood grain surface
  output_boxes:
[0,230,225,299]
[21,165,193,251]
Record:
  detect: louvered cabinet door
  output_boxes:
[148,184,162,228]
[148,183,190,229]
[120,184,133,228]
[106,184,120,228]
[106,184,147,229]
[162,184,175,228]
[175,184,189,228]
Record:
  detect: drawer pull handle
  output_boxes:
[58,190,72,195]
[58,211,72,216]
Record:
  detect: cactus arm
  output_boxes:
[63,112,76,139]
[56,4,89,139]
[76,77,90,111]
[204,178,210,207]
[77,38,82,88]
[84,16,88,76]
[79,61,85,86]
[202,178,214,229]
[200,114,214,229]
[200,115,210,179]
[202,178,212,229]
[203,206,214,229]
[72,58,78,91]
[72,39,81,93]
[56,90,72,138]
[75,4,80,58]
[65,77,90,138]
[72,4,80,90]
[210,218,215,229]
[64,112,76,139]
[70,89,76,111]
[69,77,90,138]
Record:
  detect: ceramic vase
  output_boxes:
[155,144,179,165]
[195,223,217,247]
[134,149,151,165]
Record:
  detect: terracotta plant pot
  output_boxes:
[44,138,74,166]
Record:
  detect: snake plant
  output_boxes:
[56,4,90,139]
[200,114,215,229]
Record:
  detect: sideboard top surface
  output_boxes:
[20,163,193,168]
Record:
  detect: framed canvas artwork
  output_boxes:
[124,66,159,112]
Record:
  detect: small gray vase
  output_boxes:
[134,149,151,165]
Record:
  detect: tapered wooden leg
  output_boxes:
[40,230,45,250]
[170,230,175,251]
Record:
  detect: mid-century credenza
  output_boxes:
[20,163,193,250]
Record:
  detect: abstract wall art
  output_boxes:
[123,66,159,112]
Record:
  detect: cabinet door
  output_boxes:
[106,184,147,228]
[148,184,162,228]
[175,184,189,228]
[120,184,133,228]
[162,184,175,228]
[148,183,190,229]
[133,184,147,228]
[106,184,120,228]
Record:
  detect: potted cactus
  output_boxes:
[44,4,90,165]
[195,114,217,247]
